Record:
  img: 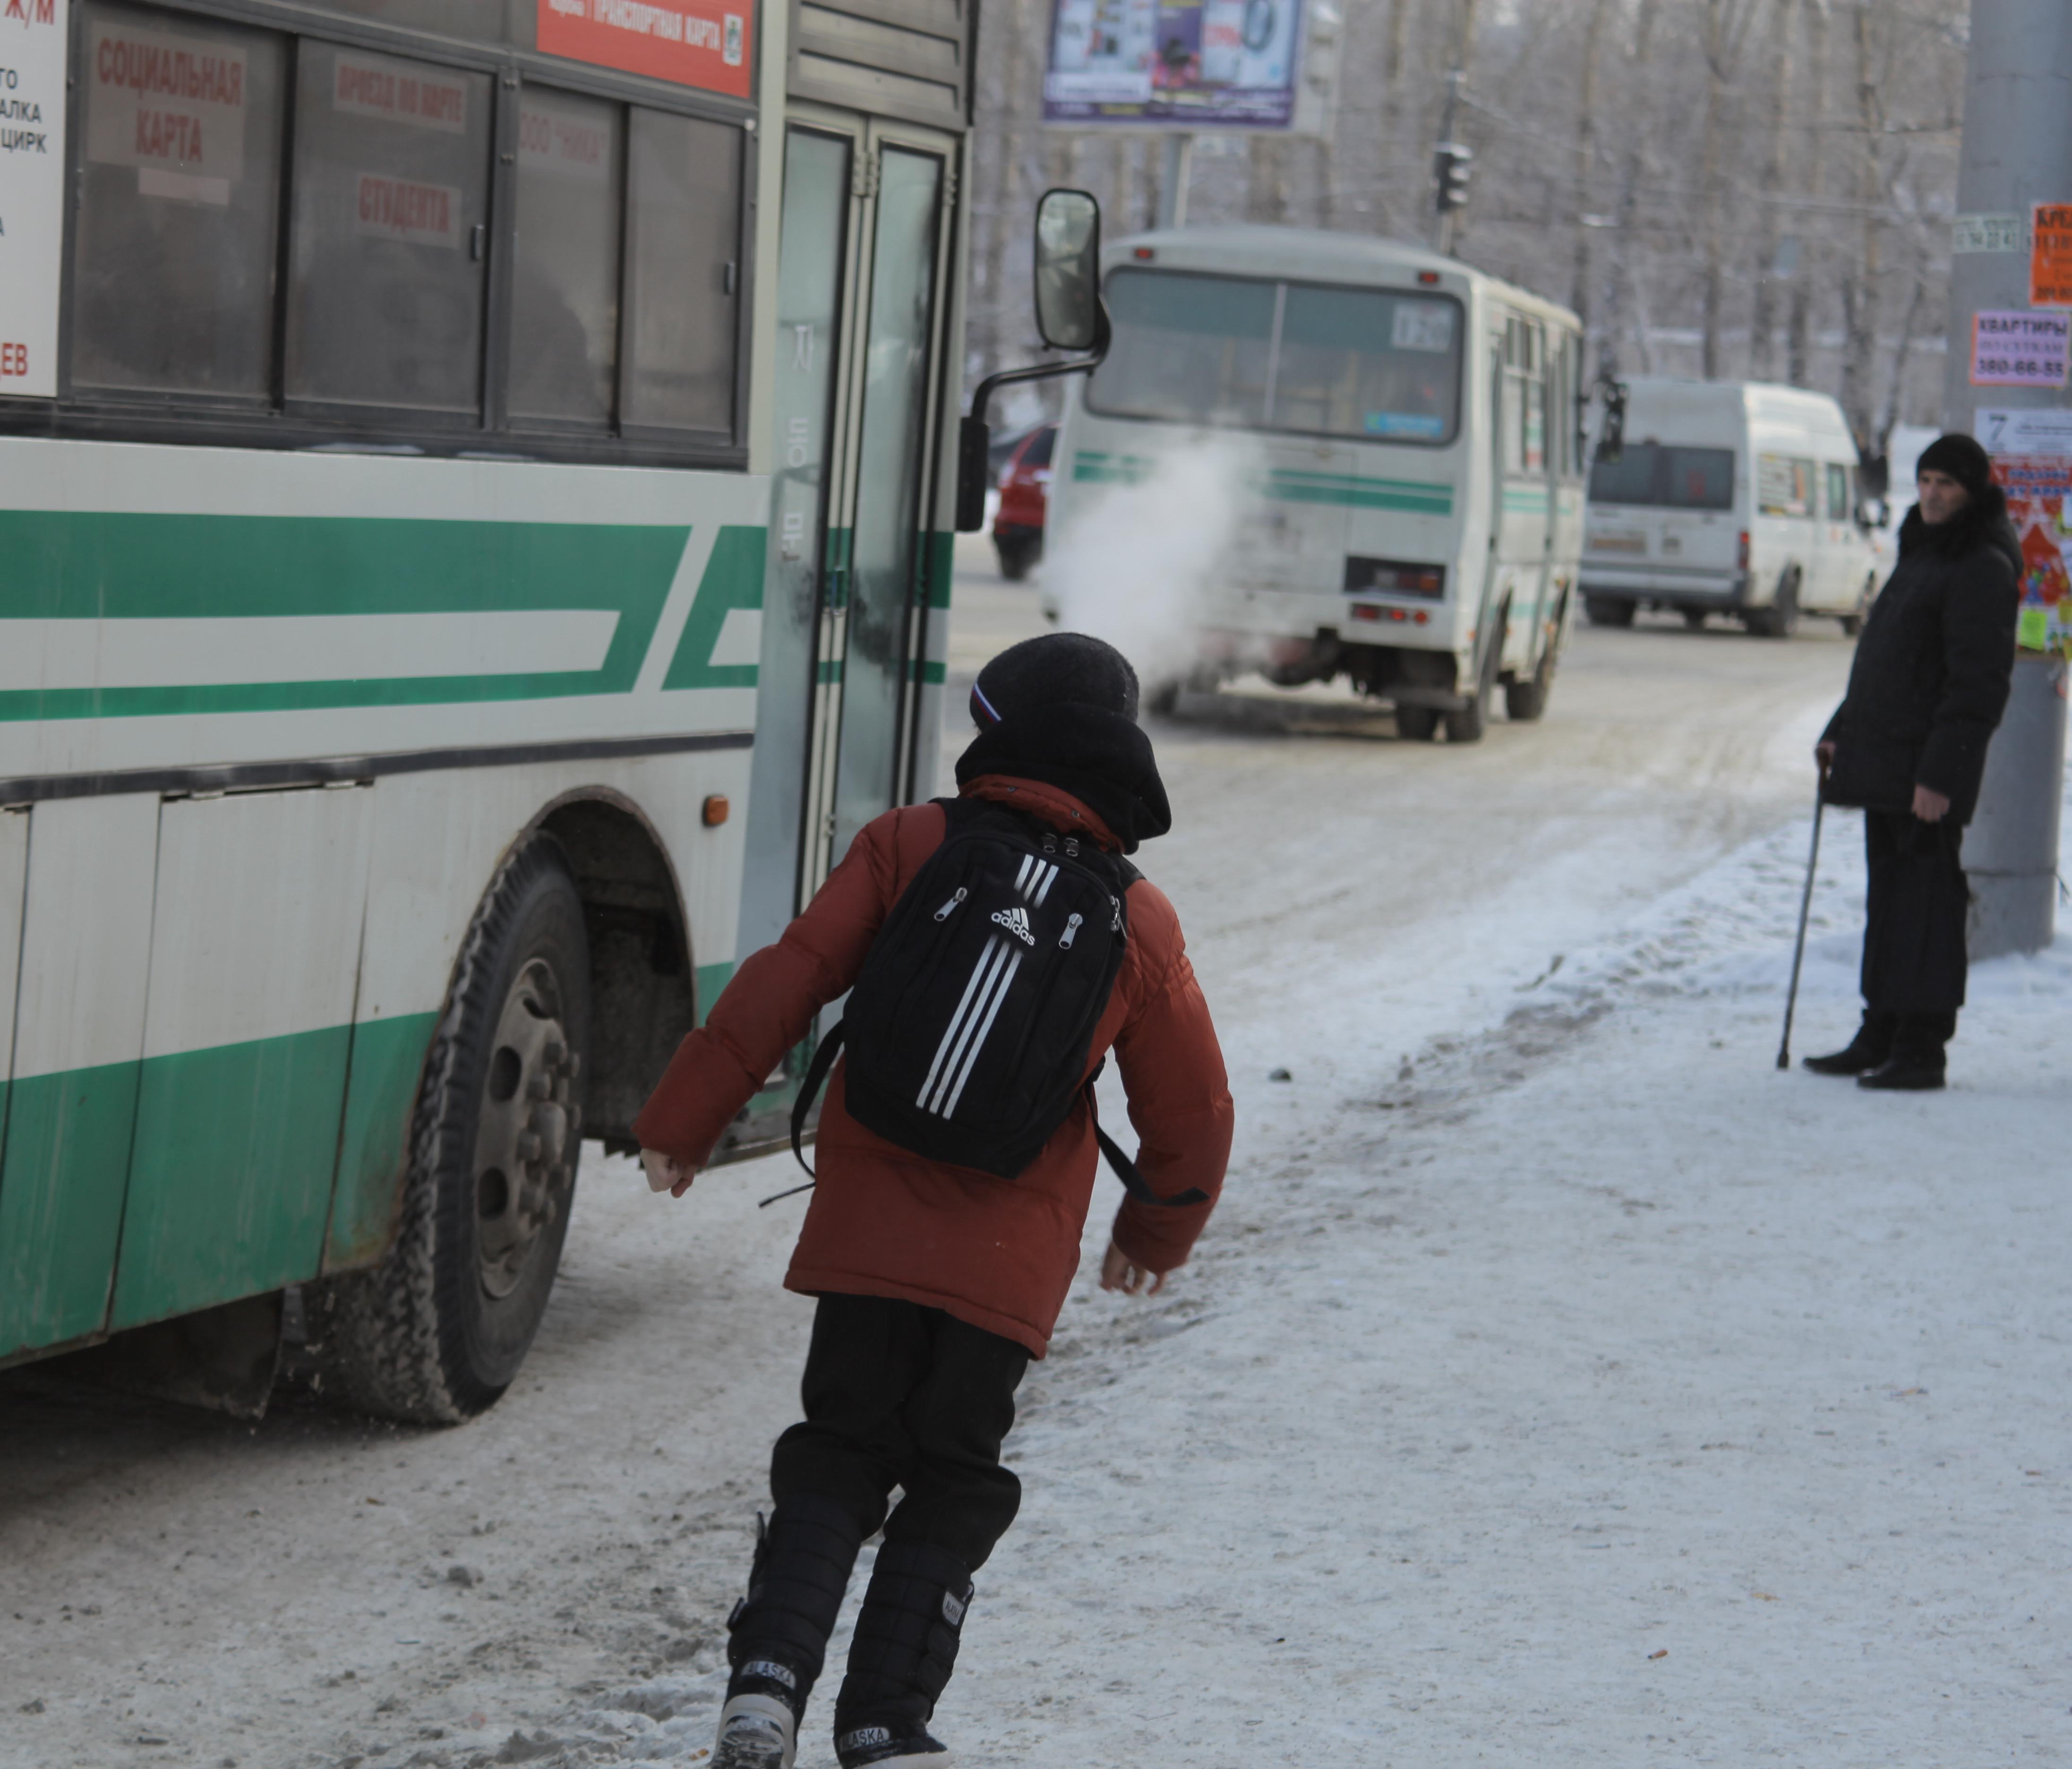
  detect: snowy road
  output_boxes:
[5,554,2067,1769]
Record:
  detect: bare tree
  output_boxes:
[1747,0,1794,380]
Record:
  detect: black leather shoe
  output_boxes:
[1857,1055,1945,1091]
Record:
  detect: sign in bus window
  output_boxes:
[510,89,623,427]
[620,108,741,434]
[285,43,491,414]
[1757,453,1816,518]
[71,2,284,398]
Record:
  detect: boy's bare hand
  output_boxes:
[641,1148,697,1198]
[1100,1238,1165,1296]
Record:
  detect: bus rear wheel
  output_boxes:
[314,837,591,1425]
[1445,615,1507,744]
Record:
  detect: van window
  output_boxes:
[1588,442,1735,510]
[1825,462,1851,521]
[1090,270,1463,445]
[1758,454,1818,517]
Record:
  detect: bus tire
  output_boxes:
[1746,569,1800,639]
[313,837,591,1425]
[1584,595,1635,628]
[1445,613,1507,744]
[1396,704,1440,742]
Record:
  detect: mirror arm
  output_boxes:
[956,301,1110,533]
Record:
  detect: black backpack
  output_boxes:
[789,799,1206,1208]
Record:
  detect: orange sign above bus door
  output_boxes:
[535,0,752,98]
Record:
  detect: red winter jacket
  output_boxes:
[631,775,1233,1357]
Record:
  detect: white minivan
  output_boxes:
[1580,378,1880,636]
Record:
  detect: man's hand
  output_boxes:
[1100,1238,1165,1297]
[641,1148,697,1198]
[1815,740,1835,777]
[1912,783,1951,824]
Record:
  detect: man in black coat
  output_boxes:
[1807,432,2021,1091]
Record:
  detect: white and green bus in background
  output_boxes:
[0,0,990,1420]
[1047,225,1590,742]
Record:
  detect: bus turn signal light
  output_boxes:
[702,794,730,827]
[1738,530,1751,569]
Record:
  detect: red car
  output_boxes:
[992,422,1056,581]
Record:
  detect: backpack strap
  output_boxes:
[1084,1062,1209,1209]
[788,1018,847,1179]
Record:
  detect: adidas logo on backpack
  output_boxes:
[788,799,1207,1208]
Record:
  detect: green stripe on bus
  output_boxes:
[663,525,768,692]
[1072,451,1153,485]
[111,1026,356,1331]
[0,1060,142,1360]
[695,961,735,1026]
[325,1013,439,1273]
[1503,488,1551,513]
[0,513,690,721]
[1263,470,1454,515]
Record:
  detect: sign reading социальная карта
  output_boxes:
[0,0,66,398]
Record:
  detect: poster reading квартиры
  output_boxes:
[0,0,68,398]
[1043,0,1305,129]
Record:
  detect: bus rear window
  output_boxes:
[1087,270,1463,446]
[1588,443,1736,510]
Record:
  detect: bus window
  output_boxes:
[1091,270,1275,428]
[1825,462,1852,521]
[1589,442,1735,510]
[1274,284,1460,443]
[1757,453,1817,517]
[70,3,286,399]
[285,43,493,414]
[621,109,742,435]
[510,89,624,428]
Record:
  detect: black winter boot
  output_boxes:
[1857,1013,1952,1092]
[713,1495,864,1769]
[832,1541,974,1767]
[1803,1011,1895,1076]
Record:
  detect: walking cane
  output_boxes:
[1776,774,1827,1070]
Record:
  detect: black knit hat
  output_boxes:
[970,632,1140,728]
[957,633,1170,851]
[1916,432,1993,499]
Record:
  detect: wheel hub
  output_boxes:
[473,957,582,1301]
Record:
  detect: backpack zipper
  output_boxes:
[1059,912,1084,949]
[933,887,968,922]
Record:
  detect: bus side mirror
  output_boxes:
[958,189,1109,533]
[1033,189,1101,350]
[1593,377,1627,464]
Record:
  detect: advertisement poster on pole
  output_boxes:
[2030,202,2072,310]
[1969,310,2071,388]
[1988,448,2072,655]
[1042,0,1325,132]
[0,0,69,398]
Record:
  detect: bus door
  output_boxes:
[739,114,955,958]
[799,117,957,897]
[1497,315,1556,671]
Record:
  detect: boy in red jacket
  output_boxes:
[633,634,1232,1769]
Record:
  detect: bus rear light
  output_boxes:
[1413,610,1429,624]
[1417,270,1441,285]
[1344,556,1447,598]
[1737,530,1751,568]
[1351,604,1381,621]
[1132,246,1156,260]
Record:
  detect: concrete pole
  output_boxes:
[1155,132,1193,231]
[1944,0,2072,958]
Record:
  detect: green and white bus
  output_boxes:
[0,0,982,1419]
[1048,224,1590,741]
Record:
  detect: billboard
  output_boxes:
[1042,0,1321,132]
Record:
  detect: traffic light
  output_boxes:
[1434,142,1473,215]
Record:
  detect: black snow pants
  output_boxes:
[1860,809,1969,1046]
[771,1294,1031,1572]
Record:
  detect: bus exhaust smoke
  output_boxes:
[1039,434,1262,696]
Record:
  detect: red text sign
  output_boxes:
[535,0,750,97]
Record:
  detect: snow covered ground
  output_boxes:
[3,597,2066,1768]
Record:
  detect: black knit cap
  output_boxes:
[969,632,1140,727]
[957,633,1170,852]
[1916,432,1993,499]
